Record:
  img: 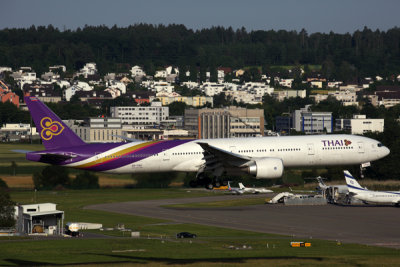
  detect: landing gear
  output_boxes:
[192,172,228,190]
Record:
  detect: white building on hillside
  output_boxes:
[336,115,384,134]
[108,80,126,94]
[78,63,97,78]
[110,102,169,126]
[130,65,146,77]
[292,105,332,134]
[328,90,358,106]
[202,82,225,96]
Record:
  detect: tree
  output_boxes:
[33,166,71,190]
[168,102,187,116]
[0,178,8,189]
[10,161,17,176]
[71,171,99,189]
[0,190,15,227]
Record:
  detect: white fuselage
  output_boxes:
[350,189,400,204]
[103,134,388,174]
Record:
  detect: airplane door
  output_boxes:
[162,149,170,161]
[307,143,315,155]
[357,142,364,154]
[95,152,102,163]
[307,143,315,164]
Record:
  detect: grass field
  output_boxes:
[1,189,400,266]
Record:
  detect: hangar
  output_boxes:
[15,203,64,235]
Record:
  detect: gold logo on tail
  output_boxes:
[40,117,65,140]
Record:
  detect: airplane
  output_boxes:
[227,181,244,195]
[316,176,348,194]
[238,183,273,194]
[23,96,390,189]
[344,170,400,206]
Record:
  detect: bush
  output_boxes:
[133,172,178,188]
[0,178,8,189]
[71,171,99,189]
[0,189,15,227]
[33,166,71,190]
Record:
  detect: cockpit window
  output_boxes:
[377,143,383,147]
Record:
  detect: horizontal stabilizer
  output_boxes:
[11,149,33,154]
[27,152,75,164]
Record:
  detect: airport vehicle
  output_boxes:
[238,182,273,194]
[24,96,390,189]
[344,170,400,205]
[267,192,295,203]
[65,222,103,237]
[176,232,197,238]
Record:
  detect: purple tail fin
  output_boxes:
[24,96,86,149]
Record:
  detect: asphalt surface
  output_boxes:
[86,194,400,248]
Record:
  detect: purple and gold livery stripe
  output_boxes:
[75,141,160,169]
[75,139,193,172]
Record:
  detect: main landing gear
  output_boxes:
[189,174,228,190]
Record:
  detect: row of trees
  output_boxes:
[1,25,400,80]
[33,166,99,190]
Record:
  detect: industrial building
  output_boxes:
[184,106,264,139]
[292,105,332,134]
[110,102,169,126]
[66,117,123,143]
[15,203,64,235]
[336,115,384,134]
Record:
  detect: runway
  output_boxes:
[86,194,400,248]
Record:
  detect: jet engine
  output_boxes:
[246,158,284,179]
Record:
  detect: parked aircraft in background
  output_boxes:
[24,96,390,189]
[344,170,400,206]
[316,176,348,194]
[227,181,244,195]
[238,183,273,194]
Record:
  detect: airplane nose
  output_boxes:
[383,146,390,157]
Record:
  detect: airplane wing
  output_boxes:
[197,142,250,163]
[196,142,284,179]
[196,142,252,176]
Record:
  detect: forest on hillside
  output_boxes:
[0,24,400,80]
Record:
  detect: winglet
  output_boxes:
[24,96,86,150]
[239,183,245,189]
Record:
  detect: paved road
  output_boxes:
[86,195,400,248]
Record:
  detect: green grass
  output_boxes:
[1,189,399,266]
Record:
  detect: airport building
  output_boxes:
[66,117,123,143]
[184,106,264,139]
[15,203,64,235]
[110,102,169,126]
[292,105,333,134]
[335,115,384,134]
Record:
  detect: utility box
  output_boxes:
[131,231,140,238]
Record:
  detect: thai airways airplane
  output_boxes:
[344,171,400,206]
[24,96,390,189]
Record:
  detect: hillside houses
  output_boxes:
[0,61,399,128]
